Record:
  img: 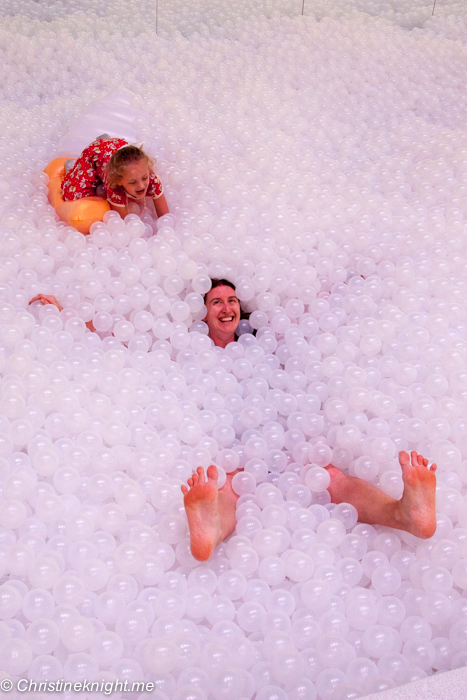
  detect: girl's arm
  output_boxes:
[111,198,168,219]
[110,202,130,219]
[154,193,169,217]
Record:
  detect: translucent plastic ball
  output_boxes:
[63,652,99,682]
[402,638,436,671]
[431,637,454,671]
[271,649,305,685]
[317,519,346,547]
[0,583,23,619]
[252,528,281,557]
[371,565,402,595]
[94,592,126,624]
[258,556,287,586]
[26,618,61,655]
[211,665,249,700]
[77,558,111,591]
[452,560,467,590]
[421,566,453,594]
[346,597,378,631]
[22,588,55,621]
[331,503,358,530]
[0,638,33,675]
[301,580,332,614]
[450,620,467,653]
[89,631,124,669]
[27,654,63,682]
[305,466,331,492]
[362,625,400,658]
[315,668,346,700]
[144,637,179,674]
[182,587,212,620]
[237,601,266,633]
[232,471,257,495]
[285,678,317,700]
[285,551,315,582]
[52,575,86,607]
[375,597,406,631]
[60,615,95,652]
[316,633,352,670]
[255,686,288,700]
[346,657,378,689]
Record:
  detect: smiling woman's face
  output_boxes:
[204,285,240,347]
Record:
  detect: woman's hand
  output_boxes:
[29,294,63,312]
[29,294,96,333]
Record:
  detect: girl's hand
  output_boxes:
[29,294,63,312]
[154,193,169,218]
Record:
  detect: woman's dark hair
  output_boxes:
[204,279,250,322]
[204,279,236,303]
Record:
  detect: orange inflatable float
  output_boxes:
[44,157,111,235]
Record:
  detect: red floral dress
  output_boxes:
[61,137,164,207]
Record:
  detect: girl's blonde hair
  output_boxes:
[107,145,155,188]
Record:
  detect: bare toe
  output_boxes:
[197,467,206,484]
[207,464,218,482]
[399,450,410,467]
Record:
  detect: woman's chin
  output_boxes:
[217,323,236,336]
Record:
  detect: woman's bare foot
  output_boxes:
[394,450,437,539]
[326,450,437,539]
[181,465,222,562]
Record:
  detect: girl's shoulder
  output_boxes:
[104,137,128,150]
[90,137,128,160]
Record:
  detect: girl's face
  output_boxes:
[119,160,150,200]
